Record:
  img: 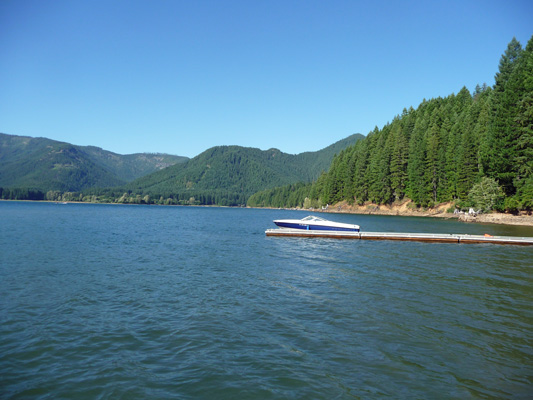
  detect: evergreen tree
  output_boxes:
[343,146,357,203]
[437,114,452,200]
[389,122,408,201]
[407,113,429,205]
[455,88,479,198]
[367,128,391,203]
[352,139,370,204]
[456,118,479,198]
[509,35,533,207]
[494,37,523,88]
[425,120,441,204]
[485,38,524,194]
[475,88,493,176]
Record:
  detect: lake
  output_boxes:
[1,202,532,399]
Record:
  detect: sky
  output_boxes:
[1,0,532,158]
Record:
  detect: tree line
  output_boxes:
[0,187,247,206]
[248,37,533,213]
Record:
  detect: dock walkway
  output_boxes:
[265,229,533,246]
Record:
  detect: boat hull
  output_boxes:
[274,221,359,232]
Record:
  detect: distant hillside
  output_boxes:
[292,134,365,181]
[127,134,363,205]
[0,133,187,191]
[79,145,187,182]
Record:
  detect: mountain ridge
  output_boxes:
[125,134,363,205]
[0,132,187,191]
[0,132,363,205]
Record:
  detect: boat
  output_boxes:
[273,215,360,232]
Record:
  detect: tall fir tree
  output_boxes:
[509,35,533,205]
[425,120,441,204]
[352,139,369,204]
[444,122,460,200]
[485,38,524,195]
[389,121,408,201]
[437,114,452,200]
[457,111,479,198]
[407,113,429,205]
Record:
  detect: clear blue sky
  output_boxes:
[1,0,532,158]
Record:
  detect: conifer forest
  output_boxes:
[248,37,533,212]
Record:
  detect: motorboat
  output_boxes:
[273,215,360,232]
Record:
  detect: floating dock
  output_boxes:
[265,229,533,246]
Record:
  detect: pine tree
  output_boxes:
[457,120,479,198]
[494,38,523,88]
[352,139,370,204]
[486,38,524,195]
[343,146,357,203]
[510,35,533,207]
[389,122,408,201]
[475,87,493,177]
[425,120,440,204]
[378,126,393,203]
[437,113,452,201]
[366,130,384,203]
[408,120,427,205]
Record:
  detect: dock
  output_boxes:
[265,229,533,246]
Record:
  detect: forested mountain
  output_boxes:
[125,134,363,206]
[249,37,533,212]
[0,133,187,191]
[78,146,187,182]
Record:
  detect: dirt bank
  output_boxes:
[456,213,533,226]
[315,200,533,227]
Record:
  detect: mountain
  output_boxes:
[127,134,363,205]
[0,131,362,204]
[0,133,187,191]
[79,146,187,182]
[292,133,366,180]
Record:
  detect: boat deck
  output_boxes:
[265,229,533,246]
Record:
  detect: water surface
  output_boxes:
[1,202,532,398]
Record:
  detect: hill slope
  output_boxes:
[0,133,187,191]
[127,134,363,204]
[80,145,187,182]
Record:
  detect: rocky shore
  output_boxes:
[316,200,533,227]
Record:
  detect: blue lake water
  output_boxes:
[1,201,532,399]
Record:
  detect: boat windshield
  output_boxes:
[301,215,327,222]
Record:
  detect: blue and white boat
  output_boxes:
[273,215,360,232]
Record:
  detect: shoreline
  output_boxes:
[313,200,533,227]
[3,199,533,226]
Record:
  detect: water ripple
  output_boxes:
[1,203,532,399]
